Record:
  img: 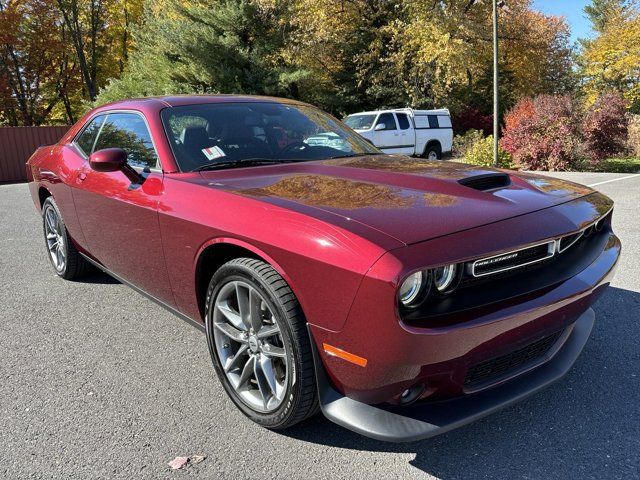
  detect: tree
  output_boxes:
[97,0,305,105]
[0,0,78,125]
[584,0,630,33]
[55,0,105,101]
[55,0,143,102]
[579,6,640,110]
[358,0,575,115]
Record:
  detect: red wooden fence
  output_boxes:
[0,126,70,183]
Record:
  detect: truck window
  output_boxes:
[428,115,440,129]
[344,114,376,130]
[395,113,410,130]
[437,115,452,128]
[376,113,397,131]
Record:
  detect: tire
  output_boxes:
[204,257,318,429]
[41,197,91,280]
[424,143,442,160]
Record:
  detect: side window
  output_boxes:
[75,115,106,156]
[396,113,410,130]
[93,113,158,169]
[376,113,397,131]
[437,115,452,128]
[428,115,440,129]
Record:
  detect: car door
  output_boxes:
[69,111,175,306]
[372,113,403,153]
[394,113,415,155]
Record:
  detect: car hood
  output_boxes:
[198,155,598,245]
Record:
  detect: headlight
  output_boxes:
[433,264,459,293]
[398,271,429,307]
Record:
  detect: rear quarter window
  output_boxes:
[75,115,106,156]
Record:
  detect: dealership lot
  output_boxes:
[1,172,638,479]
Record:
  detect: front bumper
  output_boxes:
[311,231,619,404]
[311,308,595,442]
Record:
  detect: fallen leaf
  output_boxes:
[191,455,206,464]
[168,456,189,470]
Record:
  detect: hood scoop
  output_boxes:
[458,173,511,191]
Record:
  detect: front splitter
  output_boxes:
[309,308,595,443]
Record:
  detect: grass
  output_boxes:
[582,157,640,173]
[452,155,640,174]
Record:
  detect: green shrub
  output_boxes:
[452,129,484,158]
[463,135,513,168]
[577,157,640,173]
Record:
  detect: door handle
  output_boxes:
[77,172,87,183]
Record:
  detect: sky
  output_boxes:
[532,0,594,43]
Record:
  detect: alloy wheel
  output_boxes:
[212,280,288,413]
[44,205,66,271]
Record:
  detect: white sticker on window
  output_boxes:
[202,146,226,161]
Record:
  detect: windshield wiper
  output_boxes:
[194,158,289,172]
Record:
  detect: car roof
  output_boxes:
[98,94,309,110]
[347,108,450,116]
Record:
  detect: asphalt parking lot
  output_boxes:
[1,171,638,479]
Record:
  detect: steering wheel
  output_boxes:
[280,141,308,155]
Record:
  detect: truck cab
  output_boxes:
[344,108,453,159]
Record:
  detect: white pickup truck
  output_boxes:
[344,108,453,159]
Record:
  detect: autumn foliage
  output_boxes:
[582,92,629,161]
[452,108,493,136]
[501,95,582,171]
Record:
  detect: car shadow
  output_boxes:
[73,270,121,285]
[284,286,640,478]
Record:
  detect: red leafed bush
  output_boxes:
[500,95,582,171]
[583,92,629,161]
[452,107,493,135]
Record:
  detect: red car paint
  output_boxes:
[27,96,619,407]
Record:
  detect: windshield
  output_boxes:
[344,114,376,130]
[161,102,381,171]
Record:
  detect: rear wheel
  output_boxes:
[204,258,318,429]
[424,143,442,160]
[41,197,91,280]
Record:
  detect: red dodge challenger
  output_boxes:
[27,96,620,442]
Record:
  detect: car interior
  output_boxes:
[162,103,376,171]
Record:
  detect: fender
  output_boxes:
[194,236,306,315]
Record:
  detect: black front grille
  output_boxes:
[471,241,554,277]
[464,330,563,389]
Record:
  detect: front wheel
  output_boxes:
[204,258,318,429]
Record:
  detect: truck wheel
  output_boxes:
[204,258,319,429]
[424,144,442,160]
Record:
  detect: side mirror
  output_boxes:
[374,123,386,131]
[89,148,127,172]
[89,148,142,184]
